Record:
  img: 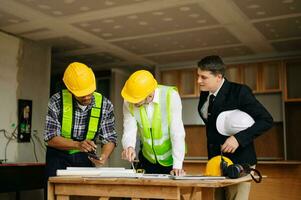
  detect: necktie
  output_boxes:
[207,94,215,117]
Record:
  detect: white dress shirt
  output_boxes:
[122,88,186,169]
[201,78,225,119]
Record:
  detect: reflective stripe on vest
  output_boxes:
[61,90,103,154]
[129,85,175,166]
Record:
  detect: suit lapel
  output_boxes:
[210,80,230,117]
[198,91,209,122]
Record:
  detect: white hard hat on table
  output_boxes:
[216,109,255,136]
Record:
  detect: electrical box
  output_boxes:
[17,99,32,142]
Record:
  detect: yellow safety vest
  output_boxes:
[129,85,175,166]
[61,89,103,154]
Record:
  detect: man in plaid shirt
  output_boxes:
[44,62,117,181]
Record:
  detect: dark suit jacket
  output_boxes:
[198,79,273,165]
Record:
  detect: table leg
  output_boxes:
[57,195,70,200]
[201,188,214,200]
[48,182,55,200]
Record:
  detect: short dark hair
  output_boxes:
[197,55,225,77]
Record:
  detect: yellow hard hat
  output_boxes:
[205,155,233,176]
[121,70,157,103]
[63,62,96,97]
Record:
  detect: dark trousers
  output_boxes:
[44,147,93,199]
[138,151,172,174]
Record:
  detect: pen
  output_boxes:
[131,162,136,172]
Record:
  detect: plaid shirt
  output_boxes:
[44,92,117,145]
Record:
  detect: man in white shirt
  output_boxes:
[121,70,186,176]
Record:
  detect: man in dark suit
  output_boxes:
[197,55,273,200]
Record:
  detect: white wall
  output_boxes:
[0,31,51,200]
[108,68,131,168]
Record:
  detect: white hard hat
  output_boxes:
[216,109,255,136]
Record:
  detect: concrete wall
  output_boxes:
[108,68,131,168]
[0,31,51,200]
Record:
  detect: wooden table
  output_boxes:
[48,175,252,200]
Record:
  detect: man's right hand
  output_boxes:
[121,147,136,162]
[78,140,97,152]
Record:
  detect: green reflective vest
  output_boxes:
[129,85,175,166]
[61,89,103,154]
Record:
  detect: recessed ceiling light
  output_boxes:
[139,21,148,25]
[102,33,113,37]
[52,11,63,15]
[197,19,207,24]
[163,17,173,21]
[91,28,102,32]
[282,0,294,3]
[270,28,276,32]
[79,23,90,27]
[105,1,115,6]
[127,15,138,19]
[179,7,190,11]
[114,25,122,29]
[189,13,200,18]
[103,19,114,23]
[38,4,51,10]
[152,11,164,16]
[256,11,266,15]
[64,0,75,4]
[80,6,90,11]
[247,4,260,9]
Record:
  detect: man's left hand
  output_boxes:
[170,168,186,176]
[221,136,239,153]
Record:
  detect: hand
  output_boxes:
[221,136,239,153]
[89,154,108,167]
[121,147,136,162]
[78,140,97,152]
[170,168,186,176]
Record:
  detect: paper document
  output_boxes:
[57,167,139,177]
[140,174,171,179]
[172,175,226,180]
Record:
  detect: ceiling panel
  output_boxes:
[112,27,240,55]
[146,46,254,64]
[15,0,150,17]
[254,16,301,40]
[272,39,301,52]
[73,4,219,40]
[0,9,27,27]
[39,36,90,53]
[55,52,124,65]
[1,0,300,71]
[233,0,301,20]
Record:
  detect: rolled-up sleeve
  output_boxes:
[99,98,117,146]
[44,93,61,142]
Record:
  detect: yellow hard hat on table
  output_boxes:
[121,70,157,103]
[205,155,233,176]
[63,62,96,97]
